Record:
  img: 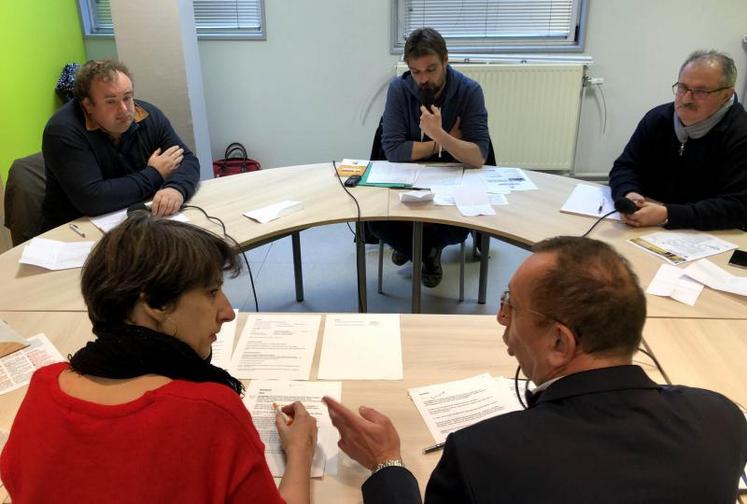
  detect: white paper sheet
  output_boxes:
[560,183,622,220]
[628,232,737,265]
[19,238,94,270]
[646,265,704,306]
[413,165,463,188]
[683,259,747,297]
[209,309,238,369]
[454,185,496,217]
[243,380,342,477]
[0,320,29,358]
[478,166,537,192]
[399,190,435,203]
[432,185,507,206]
[317,314,402,380]
[90,207,189,233]
[243,200,304,224]
[228,314,321,380]
[0,334,65,395]
[365,161,420,185]
[408,373,522,444]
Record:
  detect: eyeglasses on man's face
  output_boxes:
[672,82,731,101]
[499,290,553,322]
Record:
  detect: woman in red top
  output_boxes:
[1,211,317,503]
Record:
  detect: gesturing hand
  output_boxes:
[323,396,402,471]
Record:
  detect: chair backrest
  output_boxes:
[369,116,387,161]
[4,153,46,246]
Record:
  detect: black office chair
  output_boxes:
[369,117,476,301]
[4,153,46,246]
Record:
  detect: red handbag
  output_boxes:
[212,142,261,177]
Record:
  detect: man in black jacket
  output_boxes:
[609,50,747,230]
[41,60,200,231]
[324,236,747,503]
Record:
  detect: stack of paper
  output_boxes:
[208,309,239,369]
[19,238,94,270]
[243,380,342,477]
[646,258,747,306]
[560,183,621,220]
[629,232,736,265]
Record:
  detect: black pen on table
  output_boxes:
[597,200,604,214]
[69,223,86,238]
[422,441,445,454]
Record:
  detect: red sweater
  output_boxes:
[1,362,284,503]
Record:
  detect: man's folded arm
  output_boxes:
[43,127,163,216]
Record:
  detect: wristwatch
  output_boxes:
[372,459,405,474]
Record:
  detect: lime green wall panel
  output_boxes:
[0,1,87,183]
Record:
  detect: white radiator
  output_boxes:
[396,63,585,171]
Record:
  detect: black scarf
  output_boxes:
[69,324,244,395]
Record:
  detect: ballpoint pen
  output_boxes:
[69,223,86,238]
[422,441,445,454]
[597,200,604,214]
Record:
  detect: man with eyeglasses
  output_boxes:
[323,236,747,503]
[609,50,747,230]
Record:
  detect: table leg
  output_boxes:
[291,231,304,302]
[478,232,490,304]
[356,221,368,313]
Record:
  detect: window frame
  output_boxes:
[77,0,267,41]
[391,0,588,55]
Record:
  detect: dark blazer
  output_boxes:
[363,365,747,504]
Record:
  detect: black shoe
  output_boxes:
[391,250,409,266]
[422,248,443,288]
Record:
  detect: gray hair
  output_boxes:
[680,50,737,87]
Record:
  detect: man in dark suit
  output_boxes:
[324,236,747,503]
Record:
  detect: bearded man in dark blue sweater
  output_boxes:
[41,60,200,231]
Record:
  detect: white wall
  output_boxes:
[85,0,747,177]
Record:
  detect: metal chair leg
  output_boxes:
[377,241,384,294]
[459,241,465,302]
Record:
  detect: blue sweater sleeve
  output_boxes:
[381,78,416,162]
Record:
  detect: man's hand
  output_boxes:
[276,401,318,458]
[419,105,444,142]
[151,188,183,216]
[624,191,645,205]
[148,145,184,179]
[622,201,668,227]
[323,396,401,471]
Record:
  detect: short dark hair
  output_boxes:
[81,211,241,326]
[680,50,737,87]
[404,27,448,64]
[530,236,646,357]
[74,59,133,101]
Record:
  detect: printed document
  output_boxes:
[20,238,94,270]
[243,380,342,477]
[560,183,622,220]
[318,314,402,380]
[209,309,238,369]
[646,265,704,306]
[409,373,523,443]
[228,314,321,380]
[365,161,420,185]
[628,231,736,265]
[478,166,537,192]
[683,259,747,297]
[454,185,496,217]
[0,334,65,395]
[413,165,464,188]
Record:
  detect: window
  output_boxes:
[392,0,587,54]
[79,0,266,40]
